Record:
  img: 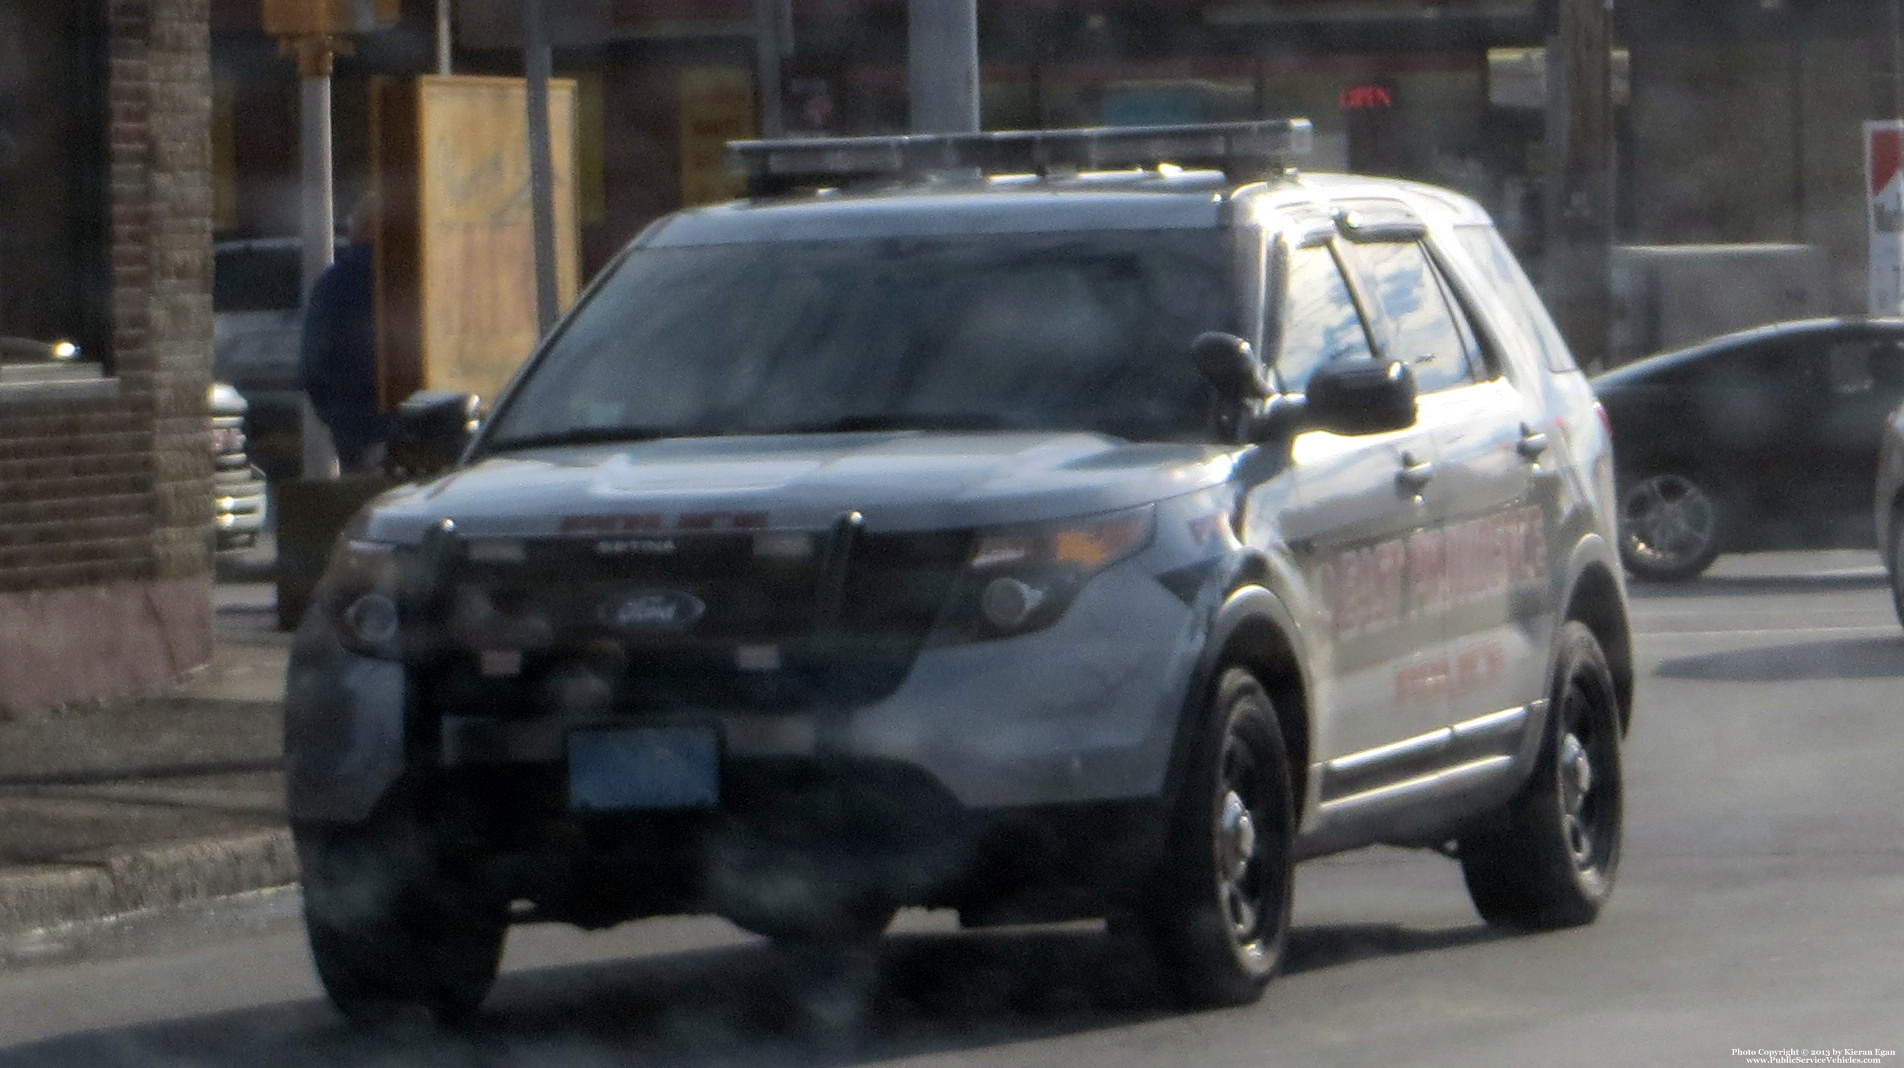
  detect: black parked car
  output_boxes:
[1594,317,1904,581]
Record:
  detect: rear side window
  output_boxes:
[1338,240,1476,394]
[1272,242,1374,393]
[1453,225,1579,374]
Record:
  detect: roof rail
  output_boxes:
[727,119,1314,198]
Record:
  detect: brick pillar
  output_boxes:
[131,0,217,580]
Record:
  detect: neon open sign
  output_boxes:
[1340,84,1396,110]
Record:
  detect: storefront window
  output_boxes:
[0,2,109,365]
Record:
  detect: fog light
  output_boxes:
[979,576,1047,631]
[341,593,400,647]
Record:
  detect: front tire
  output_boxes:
[296,797,507,1025]
[1458,621,1623,930]
[1618,470,1721,581]
[1137,668,1294,1008]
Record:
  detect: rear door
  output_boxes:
[1337,232,1559,730]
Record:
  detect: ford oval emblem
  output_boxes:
[600,590,707,632]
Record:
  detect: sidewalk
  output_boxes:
[0,539,296,939]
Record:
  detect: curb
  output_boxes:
[0,828,298,939]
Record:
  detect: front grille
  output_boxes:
[416,529,971,718]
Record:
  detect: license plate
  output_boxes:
[566,726,719,812]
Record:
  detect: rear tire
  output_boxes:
[1458,621,1623,929]
[1136,668,1294,1008]
[296,798,507,1025]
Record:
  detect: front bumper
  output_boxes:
[287,559,1202,822]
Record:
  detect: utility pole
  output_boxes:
[288,34,343,480]
[436,0,453,76]
[1545,0,1616,370]
[754,0,789,139]
[522,0,560,338]
[910,0,980,133]
[265,0,397,477]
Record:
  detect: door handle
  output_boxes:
[1517,424,1550,460]
[1396,454,1436,492]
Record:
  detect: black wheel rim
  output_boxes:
[1213,731,1281,956]
[1621,474,1715,569]
[1556,675,1618,881]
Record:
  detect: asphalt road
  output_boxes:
[3,551,1902,1067]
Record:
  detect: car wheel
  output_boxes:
[1138,668,1293,1008]
[1458,621,1622,930]
[1617,471,1721,581]
[1618,471,1721,581]
[295,798,507,1025]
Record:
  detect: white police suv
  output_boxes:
[285,120,1634,1021]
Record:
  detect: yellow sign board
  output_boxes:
[374,75,581,408]
[679,67,755,207]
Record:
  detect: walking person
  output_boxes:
[299,195,389,474]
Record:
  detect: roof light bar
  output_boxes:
[728,119,1314,197]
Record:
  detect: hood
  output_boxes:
[361,431,1235,543]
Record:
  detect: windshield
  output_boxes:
[483,229,1234,448]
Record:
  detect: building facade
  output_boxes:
[205,1,1904,323]
[0,0,215,716]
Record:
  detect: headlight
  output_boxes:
[319,539,405,657]
[938,505,1155,642]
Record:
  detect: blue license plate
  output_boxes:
[566,726,720,812]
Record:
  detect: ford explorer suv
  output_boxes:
[284,120,1635,1023]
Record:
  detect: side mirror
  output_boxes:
[388,390,483,477]
[1303,359,1417,436]
[1190,331,1270,401]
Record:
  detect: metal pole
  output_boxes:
[754,0,786,138]
[909,0,980,133]
[436,0,453,77]
[297,42,341,480]
[1544,0,1614,370]
[522,0,560,337]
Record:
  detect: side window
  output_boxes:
[1453,225,1579,374]
[1339,240,1476,393]
[1272,242,1374,393]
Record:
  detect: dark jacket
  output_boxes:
[298,245,387,456]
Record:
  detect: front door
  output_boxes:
[1257,235,1449,763]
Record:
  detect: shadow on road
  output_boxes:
[0,919,1509,1066]
[1630,570,1887,600]
[1654,635,1904,682]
